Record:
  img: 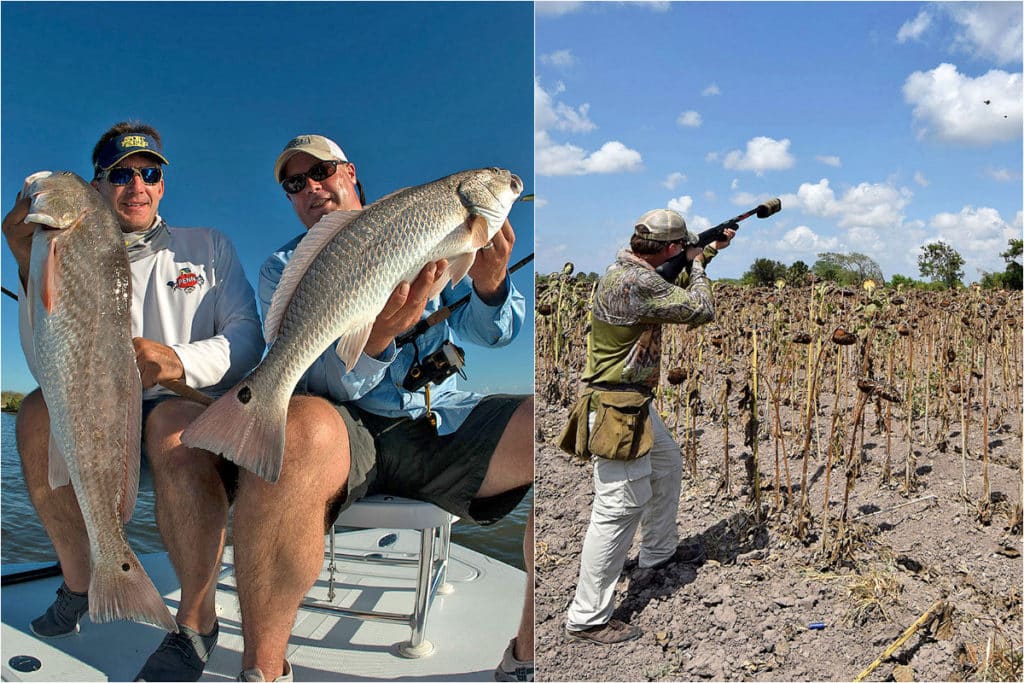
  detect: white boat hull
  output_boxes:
[1,528,525,681]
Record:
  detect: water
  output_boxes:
[1,412,528,570]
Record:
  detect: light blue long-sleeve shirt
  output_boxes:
[258,232,525,434]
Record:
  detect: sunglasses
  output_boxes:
[100,166,163,186]
[281,160,344,195]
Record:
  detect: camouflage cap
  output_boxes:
[634,209,697,244]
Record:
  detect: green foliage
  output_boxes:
[1,391,24,412]
[888,274,919,289]
[786,260,810,286]
[742,257,788,287]
[917,241,964,289]
[812,252,884,286]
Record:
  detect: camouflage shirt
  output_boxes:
[581,249,715,390]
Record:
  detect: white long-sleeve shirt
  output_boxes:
[20,223,265,400]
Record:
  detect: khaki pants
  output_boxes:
[566,406,683,630]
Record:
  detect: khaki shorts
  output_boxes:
[326,394,531,527]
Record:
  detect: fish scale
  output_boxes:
[182,167,522,483]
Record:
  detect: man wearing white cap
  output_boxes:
[225,135,534,682]
[563,208,733,644]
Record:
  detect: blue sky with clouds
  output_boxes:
[1,1,534,395]
[535,1,1022,282]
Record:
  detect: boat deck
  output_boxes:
[2,528,525,681]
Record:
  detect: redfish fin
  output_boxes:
[265,209,362,345]
[41,237,60,313]
[335,319,374,369]
[47,436,70,489]
[467,214,491,249]
[181,383,289,483]
[89,553,177,632]
[121,370,143,524]
[447,251,477,288]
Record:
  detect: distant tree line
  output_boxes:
[738,238,1021,291]
[537,239,1022,293]
[1,391,24,413]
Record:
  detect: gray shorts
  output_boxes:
[326,394,531,527]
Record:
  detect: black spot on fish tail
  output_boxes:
[238,386,252,404]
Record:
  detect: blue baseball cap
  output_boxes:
[95,133,170,172]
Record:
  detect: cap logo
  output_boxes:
[121,135,149,150]
[286,136,314,150]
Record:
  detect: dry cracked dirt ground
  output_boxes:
[533,374,1022,682]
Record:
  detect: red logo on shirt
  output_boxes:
[167,268,205,293]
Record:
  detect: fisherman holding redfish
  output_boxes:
[179,135,535,681]
[1,121,265,680]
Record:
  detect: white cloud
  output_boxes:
[983,166,1016,182]
[816,155,841,167]
[931,205,1016,255]
[730,178,739,190]
[662,172,687,189]
[897,10,932,43]
[536,78,642,176]
[702,83,720,96]
[536,131,643,176]
[776,226,839,253]
[789,178,913,232]
[846,226,885,253]
[540,49,578,68]
[535,2,584,17]
[944,2,1023,66]
[533,196,549,208]
[705,151,719,163]
[722,136,795,175]
[667,195,693,215]
[903,63,1023,144]
[677,110,702,128]
[913,171,929,187]
[703,190,717,202]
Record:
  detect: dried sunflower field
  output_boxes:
[534,271,1022,682]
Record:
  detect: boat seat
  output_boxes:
[299,494,457,658]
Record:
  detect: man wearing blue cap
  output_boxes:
[2,121,265,681]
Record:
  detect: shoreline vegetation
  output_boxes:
[2,392,24,413]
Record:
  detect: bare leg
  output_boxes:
[145,399,228,633]
[476,396,534,660]
[233,396,350,679]
[16,389,89,592]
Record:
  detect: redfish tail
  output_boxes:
[181,382,289,483]
[88,553,177,632]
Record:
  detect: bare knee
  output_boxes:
[238,396,350,498]
[16,389,50,463]
[146,399,207,470]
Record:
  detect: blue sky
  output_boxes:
[535,2,1022,282]
[1,1,534,395]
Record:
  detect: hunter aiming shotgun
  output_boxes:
[656,197,782,283]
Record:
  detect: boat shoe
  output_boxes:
[30,582,89,638]
[238,659,293,681]
[134,621,218,682]
[494,637,534,681]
